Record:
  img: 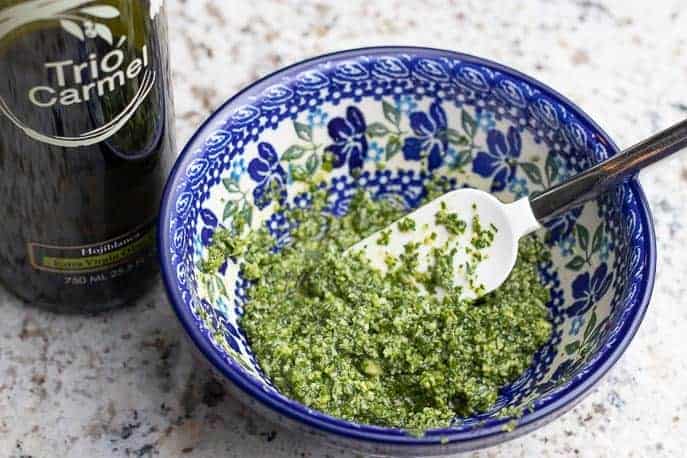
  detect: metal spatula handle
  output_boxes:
[530,118,687,223]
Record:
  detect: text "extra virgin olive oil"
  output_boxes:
[0,0,174,312]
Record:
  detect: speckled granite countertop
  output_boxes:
[2,1,686,456]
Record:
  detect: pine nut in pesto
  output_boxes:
[202,186,553,433]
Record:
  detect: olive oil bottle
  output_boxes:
[0,0,174,312]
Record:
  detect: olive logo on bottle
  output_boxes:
[0,0,163,148]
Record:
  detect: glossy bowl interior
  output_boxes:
[159,47,655,456]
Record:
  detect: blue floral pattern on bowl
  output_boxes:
[159,48,655,456]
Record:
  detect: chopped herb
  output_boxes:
[204,187,552,433]
[398,217,416,232]
[421,246,458,293]
[435,204,467,235]
[503,419,519,432]
[362,359,383,377]
[241,262,261,280]
[471,214,497,250]
[422,231,438,245]
[377,229,391,246]
[201,230,249,273]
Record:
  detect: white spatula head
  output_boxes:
[347,188,541,300]
[347,119,687,300]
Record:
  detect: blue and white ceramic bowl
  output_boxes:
[159,47,655,456]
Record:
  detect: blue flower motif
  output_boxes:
[376,169,392,186]
[200,208,218,228]
[230,157,246,182]
[402,101,449,171]
[307,107,328,129]
[567,263,613,316]
[294,193,313,209]
[201,227,214,246]
[476,110,496,131]
[546,206,582,244]
[472,126,522,192]
[248,142,287,209]
[267,211,289,234]
[394,94,418,115]
[569,316,585,336]
[508,177,529,199]
[326,106,368,172]
[366,141,384,163]
[557,233,576,257]
[398,169,415,185]
[332,175,349,192]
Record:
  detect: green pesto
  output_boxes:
[377,229,391,246]
[470,215,497,250]
[202,227,249,273]
[397,217,416,232]
[435,201,467,236]
[204,187,552,433]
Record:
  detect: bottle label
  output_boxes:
[0,0,164,148]
[28,221,156,274]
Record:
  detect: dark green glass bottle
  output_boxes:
[0,0,174,312]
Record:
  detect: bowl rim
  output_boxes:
[158,46,656,448]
